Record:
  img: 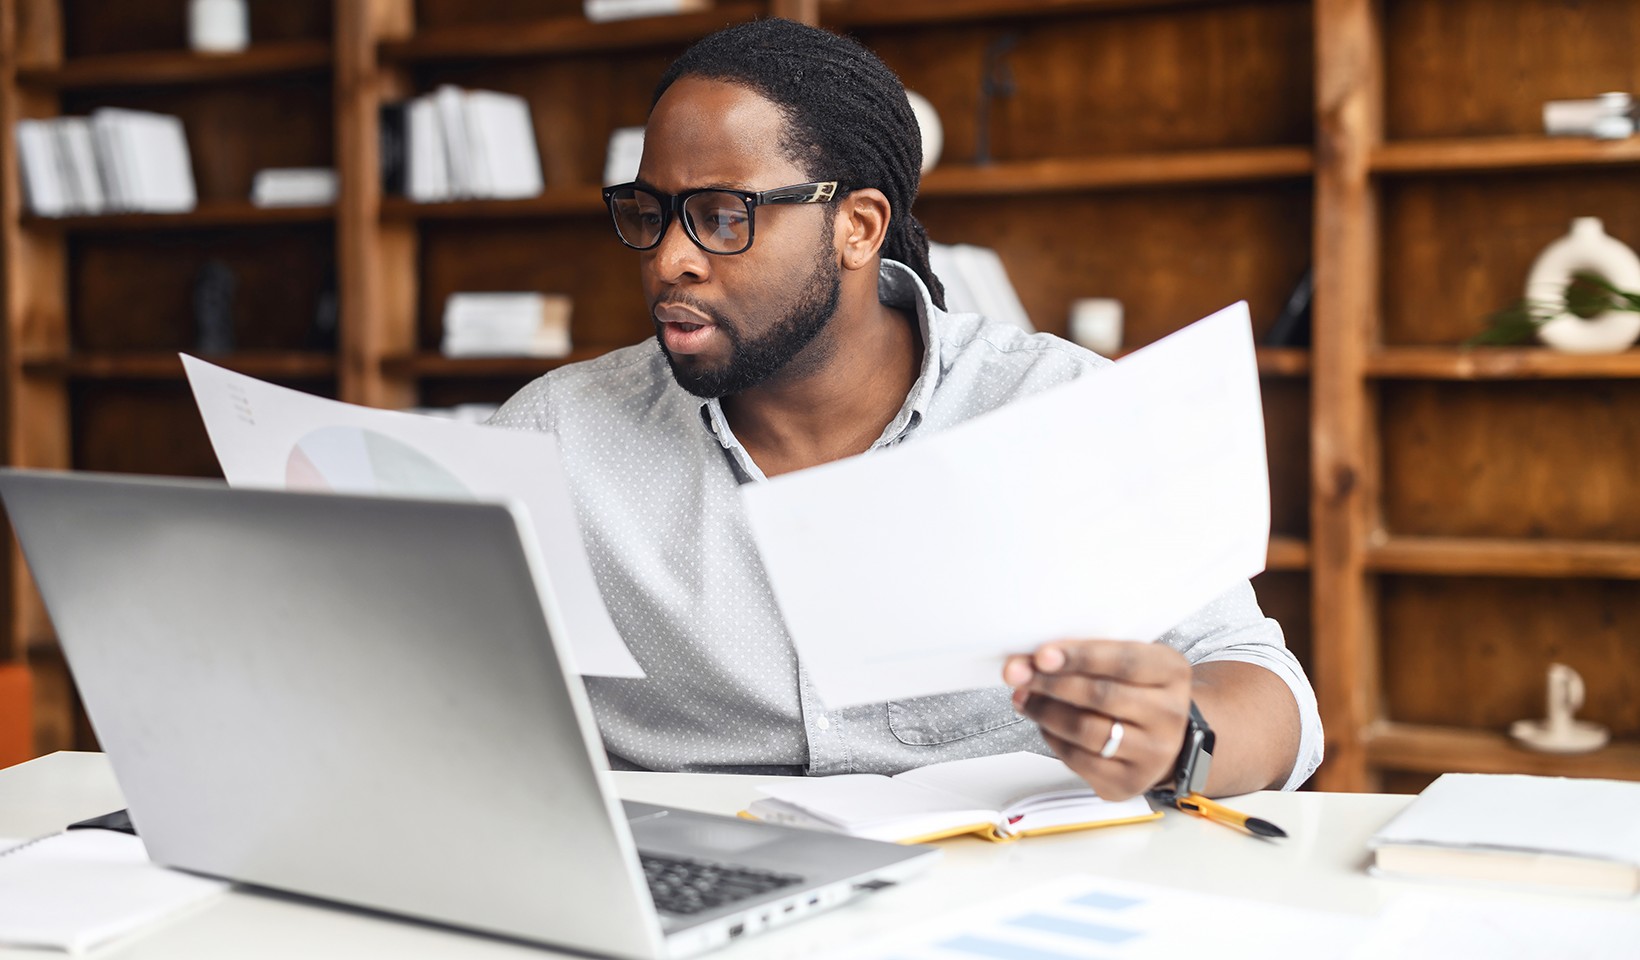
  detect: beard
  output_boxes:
[657,249,843,399]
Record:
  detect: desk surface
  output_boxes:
[0,752,1630,958]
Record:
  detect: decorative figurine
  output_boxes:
[1510,663,1610,753]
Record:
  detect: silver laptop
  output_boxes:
[0,469,936,959]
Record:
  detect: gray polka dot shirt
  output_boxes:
[488,261,1324,789]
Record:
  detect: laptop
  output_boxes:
[0,469,937,959]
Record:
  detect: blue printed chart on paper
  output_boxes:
[836,874,1370,960]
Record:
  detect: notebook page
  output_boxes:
[756,774,993,830]
[0,830,228,953]
[894,753,1095,813]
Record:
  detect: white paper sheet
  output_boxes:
[0,830,228,954]
[181,356,642,678]
[741,303,1268,707]
[830,873,1371,960]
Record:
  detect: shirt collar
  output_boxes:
[696,258,946,460]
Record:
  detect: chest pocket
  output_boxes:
[887,687,1027,746]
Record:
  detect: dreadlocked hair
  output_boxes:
[654,18,946,309]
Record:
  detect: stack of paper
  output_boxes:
[1368,773,1640,895]
[440,292,572,358]
[928,241,1035,332]
[399,86,543,202]
[0,830,228,953]
[16,109,195,216]
[250,167,337,207]
[584,0,711,22]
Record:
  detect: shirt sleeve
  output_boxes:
[1156,581,1323,791]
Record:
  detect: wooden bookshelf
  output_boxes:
[1365,722,1640,782]
[916,147,1313,197]
[1367,347,1640,381]
[3,0,1635,793]
[15,39,332,89]
[20,350,336,381]
[23,201,335,232]
[1372,136,1640,175]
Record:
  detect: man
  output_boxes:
[490,19,1321,799]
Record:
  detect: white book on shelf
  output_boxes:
[89,113,130,211]
[584,0,711,23]
[464,90,543,200]
[93,108,195,213]
[435,85,476,198]
[928,242,1035,333]
[406,95,449,202]
[14,119,69,217]
[250,167,338,207]
[55,117,106,215]
[603,126,645,185]
[441,292,572,358]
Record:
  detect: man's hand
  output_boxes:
[1003,641,1192,801]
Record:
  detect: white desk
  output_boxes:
[0,752,1631,958]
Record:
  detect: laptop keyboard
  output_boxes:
[640,852,804,916]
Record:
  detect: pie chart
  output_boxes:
[285,426,470,498]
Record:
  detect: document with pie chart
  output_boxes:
[180,354,642,678]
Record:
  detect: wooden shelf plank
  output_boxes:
[823,0,1236,28]
[380,4,763,63]
[1366,722,1640,781]
[1368,536,1640,580]
[1256,347,1310,377]
[383,348,613,379]
[380,189,605,221]
[1373,136,1640,175]
[1266,535,1310,572]
[22,351,336,381]
[1367,347,1640,380]
[15,41,333,89]
[918,147,1313,197]
[23,202,335,233]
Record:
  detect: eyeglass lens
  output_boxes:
[608,188,752,254]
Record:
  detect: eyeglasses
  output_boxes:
[602,180,847,256]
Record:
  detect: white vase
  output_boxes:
[905,90,943,174]
[1525,217,1640,354]
[189,0,249,54]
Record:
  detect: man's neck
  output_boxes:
[722,294,922,478]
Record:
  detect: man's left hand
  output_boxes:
[1003,641,1192,801]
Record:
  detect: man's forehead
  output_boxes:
[640,76,798,190]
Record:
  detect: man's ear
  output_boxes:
[834,188,892,272]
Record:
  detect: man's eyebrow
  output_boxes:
[631,178,753,193]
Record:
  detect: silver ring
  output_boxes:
[1098,719,1124,759]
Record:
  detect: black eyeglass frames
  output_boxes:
[602,180,847,256]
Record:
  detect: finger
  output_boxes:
[1024,670,1176,724]
[1002,654,1034,687]
[1021,694,1155,761]
[1038,729,1150,801]
[1034,639,1190,686]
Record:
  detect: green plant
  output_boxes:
[1467,272,1640,346]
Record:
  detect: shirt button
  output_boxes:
[815,714,831,731]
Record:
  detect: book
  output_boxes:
[250,167,337,207]
[584,0,711,23]
[89,108,196,213]
[1368,773,1640,896]
[14,119,68,217]
[744,752,1159,844]
[441,292,572,358]
[463,90,544,200]
[0,829,228,953]
[927,242,1035,332]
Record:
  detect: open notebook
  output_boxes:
[0,829,228,953]
[744,752,1160,844]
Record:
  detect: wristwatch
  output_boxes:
[1152,700,1214,803]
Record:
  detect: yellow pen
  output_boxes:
[1174,793,1287,839]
